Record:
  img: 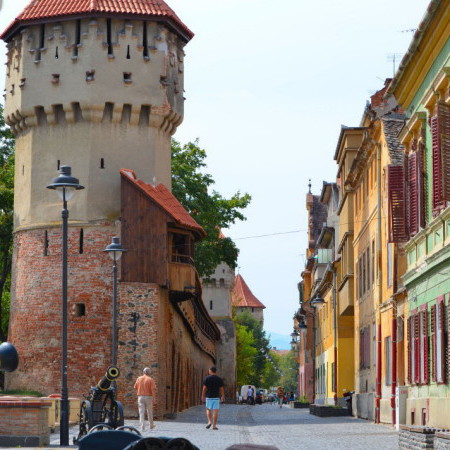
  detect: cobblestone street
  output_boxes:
[49,403,398,449]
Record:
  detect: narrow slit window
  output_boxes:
[100,158,105,169]
[74,20,81,57]
[126,45,131,59]
[57,160,60,170]
[22,165,24,175]
[79,228,84,254]
[86,70,95,82]
[210,300,213,311]
[75,303,86,317]
[44,230,49,256]
[106,19,113,56]
[55,46,59,59]
[142,21,149,59]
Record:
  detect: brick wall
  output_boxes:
[0,400,50,446]
[8,224,216,419]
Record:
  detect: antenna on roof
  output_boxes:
[308,179,312,194]
[387,53,403,77]
[152,176,157,187]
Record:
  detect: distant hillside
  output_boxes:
[267,332,290,351]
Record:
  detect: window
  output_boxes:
[387,243,393,287]
[372,322,376,367]
[431,299,445,383]
[385,336,391,385]
[209,300,213,311]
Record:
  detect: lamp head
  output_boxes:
[47,166,84,201]
[310,295,325,308]
[104,237,127,261]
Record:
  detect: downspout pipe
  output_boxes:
[330,262,338,405]
[376,143,382,424]
[391,247,399,425]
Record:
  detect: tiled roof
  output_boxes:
[382,116,406,166]
[1,0,193,42]
[232,274,266,309]
[121,168,205,238]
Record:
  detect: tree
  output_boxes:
[261,351,281,389]
[235,322,258,387]
[234,310,271,387]
[171,139,251,277]
[278,350,298,393]
[0,104,14,341]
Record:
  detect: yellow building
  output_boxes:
[342,84,407,424]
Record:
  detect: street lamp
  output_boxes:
[47,165,84,446]
[104,237,126,367]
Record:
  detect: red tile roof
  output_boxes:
[232,274,266,309]
[1,0,193,42]
[121,168,206,238]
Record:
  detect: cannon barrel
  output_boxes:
[97,366,120,391]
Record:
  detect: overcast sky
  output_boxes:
[0,0,431,344]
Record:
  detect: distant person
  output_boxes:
[201,366,225,430]
[247,386,254,404]
[277,386,285,408]
[134,367,157,431]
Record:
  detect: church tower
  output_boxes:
[1,1,216,415]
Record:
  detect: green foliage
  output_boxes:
[171,139,251,277]
[0,105,14,341]
[0,389,43,397]
[233,310,277,388]
[235,322,258,386]
[278,350,298,393]
[261,350,281,389]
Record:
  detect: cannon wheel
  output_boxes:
[108,400,124,429]
[116,425,142,435]
[77,401,94,440]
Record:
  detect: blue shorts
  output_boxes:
[206,398,220,410]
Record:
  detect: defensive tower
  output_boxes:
[1,0,217,415]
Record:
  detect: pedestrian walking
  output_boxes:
[134,367,157,432]
[276,386,285,408]
[201,366,225,430]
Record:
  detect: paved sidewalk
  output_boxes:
[43,403,398,450]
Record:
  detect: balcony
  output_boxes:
[169,260,196,292]
[338,275,354,316]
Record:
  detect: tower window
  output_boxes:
[126,45,131,59]
[100,158,105,169]
[51,74,60,84]
[55,46,59,59]
[79,228,84,254]
[57,160,60,170]
[86,70,95,82]
[106,19,113,56]
[74,20,81,57]
[123,72,132,83]
[44,230,49,256]
[142,21,149,59]
[75,303,86,317]
[219,278,225,287]
[22,165,24,175]
[210,300,213,311]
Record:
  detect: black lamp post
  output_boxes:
[104,237,126,367]
[47,166,84,446]
[310,295,325,404]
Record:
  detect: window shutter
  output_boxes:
[431,112,443,211]
[388,165,408,242]
[438,300,446,383]
[431,304,436,382]
[422,310,429,385]
[414,314,420,384]
[408,317,412,384]
[417,143,426,229]
[408,153,419,236]
[439,102,450,202]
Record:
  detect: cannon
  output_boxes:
[75,366,124,442]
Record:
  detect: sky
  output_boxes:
[0,0,431,347]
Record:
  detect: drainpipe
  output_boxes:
[391,246,398,426]
[376,143,382,424]
[330,262,338,405]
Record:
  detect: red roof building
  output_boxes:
[232,274,266,321]
[1,0,193,42]
[121,168,205,238]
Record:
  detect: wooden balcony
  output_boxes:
[169,260,196,293]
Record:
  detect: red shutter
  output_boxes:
[388,164,408,242]
[431,112,443,212]
[422,310,429,385]
[408,317,412,384]
[414,314,420,384]
[431,304,436,382]
[439,103,450,202]
[417,143,426,229]
[408,153,419,236]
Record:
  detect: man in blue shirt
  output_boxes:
[201,366,225,430]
